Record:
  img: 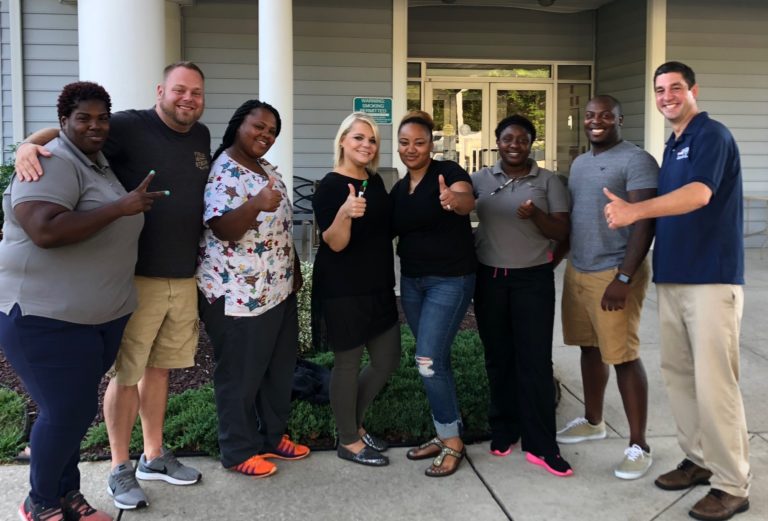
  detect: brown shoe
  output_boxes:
[654,458,712,490]
[689,489,749,521]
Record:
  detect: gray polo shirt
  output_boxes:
[569,140,658,272]
[0,133,144,324]
[472,159,569,268]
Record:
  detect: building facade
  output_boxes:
[2,0,766,242]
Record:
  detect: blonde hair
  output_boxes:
[333,112,381,173]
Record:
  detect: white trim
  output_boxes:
[9,0,25,142]
[644,0,667,162]
[391,0,408,176]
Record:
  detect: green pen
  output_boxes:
[358,179,368,197]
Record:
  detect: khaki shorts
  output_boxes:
[561,259,649,364]
[112,276,199,385]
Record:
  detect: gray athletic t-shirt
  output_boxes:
[473,160,569,268]
[568,140,658,272]
[0,134,144,324]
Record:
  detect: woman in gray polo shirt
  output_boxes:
[472,115,572,477]
[0,82,162,521]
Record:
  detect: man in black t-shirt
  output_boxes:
[15,62,210,511]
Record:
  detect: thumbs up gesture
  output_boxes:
[603,187,633,229]
[253,175,283,212]
[517,199,537,219]
[342,182,367,219]
[438,174,456,212]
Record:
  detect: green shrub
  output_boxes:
[82,327,490,458]
[0,387,27,462]
[0,144,18,226]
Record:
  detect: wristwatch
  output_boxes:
[615,272,632,284]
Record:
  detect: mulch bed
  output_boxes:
[0,301,477,441]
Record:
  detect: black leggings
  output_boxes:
[331,323,401,445]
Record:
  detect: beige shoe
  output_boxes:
[556,417,607,444]
[614,444,652,480]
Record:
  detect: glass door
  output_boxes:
[424,82,489,173]
[425,81,553,172]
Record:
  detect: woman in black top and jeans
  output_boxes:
[312,112,401,467]
[391,111,476,477]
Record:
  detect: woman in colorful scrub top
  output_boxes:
[197,99,309,479]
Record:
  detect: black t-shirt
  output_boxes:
[391,160,476,277]
[104,109,211,278]
[311,172,397,351]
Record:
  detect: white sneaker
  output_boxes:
[614,444,653,480]
[556,417,607,444]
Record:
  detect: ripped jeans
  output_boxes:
[400,273,475,439]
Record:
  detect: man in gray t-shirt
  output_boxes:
[554,95,659,481]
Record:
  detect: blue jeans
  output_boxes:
[400,274,475,439]
[0,305,129,508]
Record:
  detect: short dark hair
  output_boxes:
[589,94,623,116]
[398,110,435,141]
[495,114,536,142]
[213,99,282,162]
[654,61,696,88]
[163,61,205,82]
[56,81,111,120]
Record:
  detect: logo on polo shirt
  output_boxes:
[676,147,689,160]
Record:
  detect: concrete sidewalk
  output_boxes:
[1,250,766,520]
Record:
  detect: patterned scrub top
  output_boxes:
[196,151,294,317]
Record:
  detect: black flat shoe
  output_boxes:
[361,432,389,452]
[337,445,389,467]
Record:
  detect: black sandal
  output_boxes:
[406,437,444,461]
[425,445,465,478]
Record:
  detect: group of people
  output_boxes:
[0,59,751,521]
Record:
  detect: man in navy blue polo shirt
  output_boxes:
[603,61,750,521]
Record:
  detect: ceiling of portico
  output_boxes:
[409,0,616,13]
[190,1,616,13]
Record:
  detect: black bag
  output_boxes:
[292,358,330,404]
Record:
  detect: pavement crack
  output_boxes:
[465,452,514,521]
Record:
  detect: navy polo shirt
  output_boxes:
[653,112,744,285]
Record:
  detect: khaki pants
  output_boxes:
[657,283,750,497]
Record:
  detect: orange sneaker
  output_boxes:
[261,435,311,461]
[229,455,277,478]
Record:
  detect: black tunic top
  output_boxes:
[311,171,397,351]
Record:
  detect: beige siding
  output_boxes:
[408,6,594,61]
[667,0,768,244]
[595,0,647,147]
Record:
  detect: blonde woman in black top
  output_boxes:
[312,112,401,467]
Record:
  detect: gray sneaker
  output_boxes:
[135,448,202,485]
[107,462,149,510]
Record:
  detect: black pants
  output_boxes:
[199,293,298,468]
[474,263,560,457]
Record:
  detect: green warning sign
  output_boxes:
[353,97,392,124]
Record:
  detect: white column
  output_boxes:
[644,0,667,162]
[78,0,166,112]
[9,0,25,142]
[165,1,183,65]
[391,0,408,176]
[259,0,294,199]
